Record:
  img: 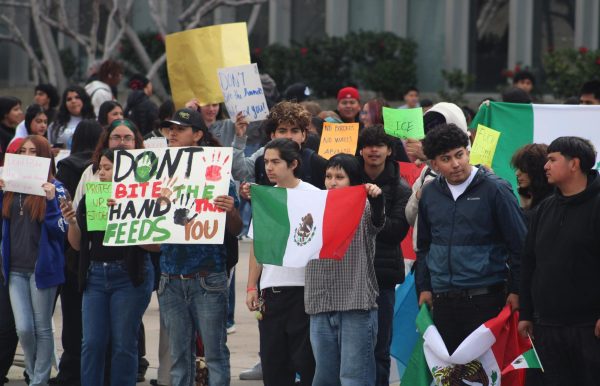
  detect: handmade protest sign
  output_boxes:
[166,23,251,108]
[318,122,360,159]
[104,147,232,246]
[470,124,501,167]
[218,63,269,122]
[85,182,112,231]
[382,107,425,140]
[144,137,168,149]
[2,153,50,196]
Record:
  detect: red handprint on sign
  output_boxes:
[203,151,230,182]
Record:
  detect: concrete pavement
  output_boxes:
[6,241,262,386]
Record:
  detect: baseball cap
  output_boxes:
[163,108,205,131]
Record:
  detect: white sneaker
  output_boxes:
[239,361,262,380]
[227,325,236,334]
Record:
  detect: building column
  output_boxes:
[508,0,534,69]
[444,0,470,73]
[268,0,291,45]
[325,0,349,37]
[213,5,236,24]
[384,0,408,37]
[575,0,600,50]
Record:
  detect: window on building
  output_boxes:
[349,0,384,32]
[469,0,509,91]
[291,0,325,42]
[533,0,575,60]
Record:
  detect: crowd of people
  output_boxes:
[0,58,599,386]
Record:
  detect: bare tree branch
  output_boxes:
[0,1,30,8]
[179,0,203,25]
[186,0,267,29]
[148,0,167,39]
[0,13,47,84]
[102,0,134,59]
[247,3,262,34]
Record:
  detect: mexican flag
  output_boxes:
[250,185,366,267]
[471,102,600,193]
[401,305,531,386]
[502,349,543,375]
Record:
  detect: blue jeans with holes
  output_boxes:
[8,272,57,386]
[158,271,230,386]
[81,259,153,386]
[310,309,378,386]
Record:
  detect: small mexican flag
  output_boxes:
[502,348,543,375]
[401,305,531,386]
[250,185,366,267]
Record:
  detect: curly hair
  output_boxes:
[98,59,123,83]
[511,143,553,207]
[423,123,469,160]
[264,101,311,139]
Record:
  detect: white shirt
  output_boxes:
[447,166,478,201]
[248,180,319,289]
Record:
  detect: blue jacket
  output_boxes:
[1,180,68,289]
[415,167,526,294]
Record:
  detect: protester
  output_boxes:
[502,87,532,104]
[60,147,153,386]
[512,70,535,95]
[360,97,410,162]
[144,99,175,140]
[0,135,67,386]
[335,86,361,123]
[415,124,526,354]
[519,136,600,385]
[305,153,384,386]
[85,59,123,115]
[246,138,317,386]
[97,100,124,128]
[33,83,60,124]
[72,118,144,208]
[420,98,434,113]
[357,125,411,385]
[398,86,420,109]
[232,101,327,189]
[155,108,240,386]
[284,82,311,102]
[48,85,95,149]
[124,74,158,135]
[510,143,553,215]
[0,96,23,158]
[579,79,600,105]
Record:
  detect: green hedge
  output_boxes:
[544,47,600,99]
[255,31,418,100]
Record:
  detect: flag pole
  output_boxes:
[527,333,544,373]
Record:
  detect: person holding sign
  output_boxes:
[60,147,153,386]
[156,107,241,386]
[0,135,68,386]
[415,124,526,355]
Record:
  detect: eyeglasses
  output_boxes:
[109,135,135,143]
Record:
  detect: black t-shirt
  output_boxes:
[9,194,41,272]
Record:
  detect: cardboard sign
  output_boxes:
[144,137,168,149]
[2,153,50,196]
[85,182,112,231]
[218,63,269,122]
[165,23,251,108]
[318,122,360,159]
[104,147,233,246]
[383,107,425,140]
[470,124,501,167]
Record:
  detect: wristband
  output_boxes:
[246,287,257,293]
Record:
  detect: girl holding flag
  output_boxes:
[305,153,385,386]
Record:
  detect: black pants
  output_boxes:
[533,323,600,386]
[0,280,18,382]
[432,290,505,354]
[374,288,395,386]
[258,287,315,386]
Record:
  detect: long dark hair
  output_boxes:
[71,119,103,154]
[511,143,553,207]
[98,100,122,126]
[264,138,302,177]
[55,85,95,128]
[24,104,46,134]
[92,118,144,171]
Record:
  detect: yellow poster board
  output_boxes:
[165,23,251,108]
[470,124,501,167]
[318,122,360,160]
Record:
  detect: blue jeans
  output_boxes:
[374,289,395,386]
[310,310,378,386]
[8,272,57,386]
[81,260,153,386]
[158,271,230,386]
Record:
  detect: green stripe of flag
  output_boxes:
[416,304,434,334]
[471,102,534,194]
[520,349,542,368]
[251,185,290,265]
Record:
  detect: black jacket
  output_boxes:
[520,170,600,326]
[56,151,93,198]
[361,159,411,289]
[125,90,158,135]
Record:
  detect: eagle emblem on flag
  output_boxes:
[294,213,316,246]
